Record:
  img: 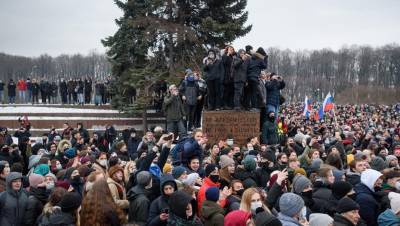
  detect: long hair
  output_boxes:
[80,179,127,226]
[239,187,270,213]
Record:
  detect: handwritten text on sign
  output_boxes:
[202,111,260,145]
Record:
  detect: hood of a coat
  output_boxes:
[201,200,224,219]
[30,186,50,203]
[159,174,177,196]
[6,172,23,195]
[169,190,195,219]
[378,209,400,226]
[360,169,383,192]
[127,185,148,200]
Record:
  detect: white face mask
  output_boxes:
[395,181,400,191]
[251,201,263,212]
[227,139,234,146]
[99,159,107,167]
[46,182,55,190]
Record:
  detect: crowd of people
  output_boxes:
[0,44,399,226]
[0,77,114,105]
[0,101,399,226]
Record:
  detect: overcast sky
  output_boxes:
[0,0,399,57]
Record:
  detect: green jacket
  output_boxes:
[163,95,186,121]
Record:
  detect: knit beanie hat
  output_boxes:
[205,186,220,202]
[294,168,307,177]
[136,171,152,186]
[279,193,304,217]
[292,175,312,194]
[370,157,387,172]
[336,197,360,213]
[310,158,323,170]
[172,166,187,179]
[205,163,218,177]
[45,173,57,182]
[309,213,334,226]
[332,169,345,183]
[55,180,70,190]
[29,173,45,188]
[332,181,353,199]
[108,166,124,179]
[219,155,235,169]
[34,164,50,176]
[59,192,82,212]
[80,156,91,165]
[385,155,397,165]
[242,155,256,171]
[163,163,172,174]
[64,148,77,159]
[388,192,400,214]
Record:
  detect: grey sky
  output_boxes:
[0,0,399,57]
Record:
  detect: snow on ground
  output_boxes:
[0,106,119,114]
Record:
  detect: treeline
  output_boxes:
[268,43,400,104]
[1,44,399,104]
[0,50,111,82]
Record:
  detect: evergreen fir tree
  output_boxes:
[103,0,251,131]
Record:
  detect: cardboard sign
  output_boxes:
[202,111,260,145]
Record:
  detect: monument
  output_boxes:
[202,111,260,146]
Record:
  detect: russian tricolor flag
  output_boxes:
[319,92,334,120]
[323,92,334,112]
[303,96,312,118]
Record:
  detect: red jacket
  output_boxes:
[197,177,226,216]
[17,80,27,91]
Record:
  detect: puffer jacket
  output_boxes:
[0,172,29,226]
[247,53,267,82]
[127,185,150,226]
[265,79,285,107]
[25,187,50,226]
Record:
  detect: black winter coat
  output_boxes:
[37,208,76,226]
[265,79,285,107]
[7,81,16,96]
[25,187,50,226]
[127,185,151,226]
[247,53,267,82]
[32,83,40,95]
[204,59,224,81]
[147,175,177,226]
[233,56,249,83]
[261,119,279,145]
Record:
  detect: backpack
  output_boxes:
[171,136,192,166]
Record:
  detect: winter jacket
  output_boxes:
[222,54,234,84]
[247,53,267,82]
[233,56,249,83]
[277,212,302,226]
[179,79,200,106]
[265,79,285,107]
[312,181,332,205]
[37,207,75,226]
[203,59,224,81]
[107,177,129,209]
[333,213,356,226]
[0,172,29,226]
[7,81,16,96]
[127,185,151,225]
[163,95,186,121]
[127,137,141,160]
[346,171,361,187]
[59,81,67,93]
[0,81,4,91]
[254,165,274,188]
[197,177,226,216]
[17,80,27,91]
[261,119,279,145]
[181,138,203,165]
[201,200,224,226]
[147,175,177,226]
[32,83,40,95]
[354,183,380,226]
[377,209,400,226]
[168,190,203,226]
[25,187,50,226]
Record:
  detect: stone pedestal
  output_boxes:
[202,111,260,145]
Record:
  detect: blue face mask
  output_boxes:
[187,76,195,82]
